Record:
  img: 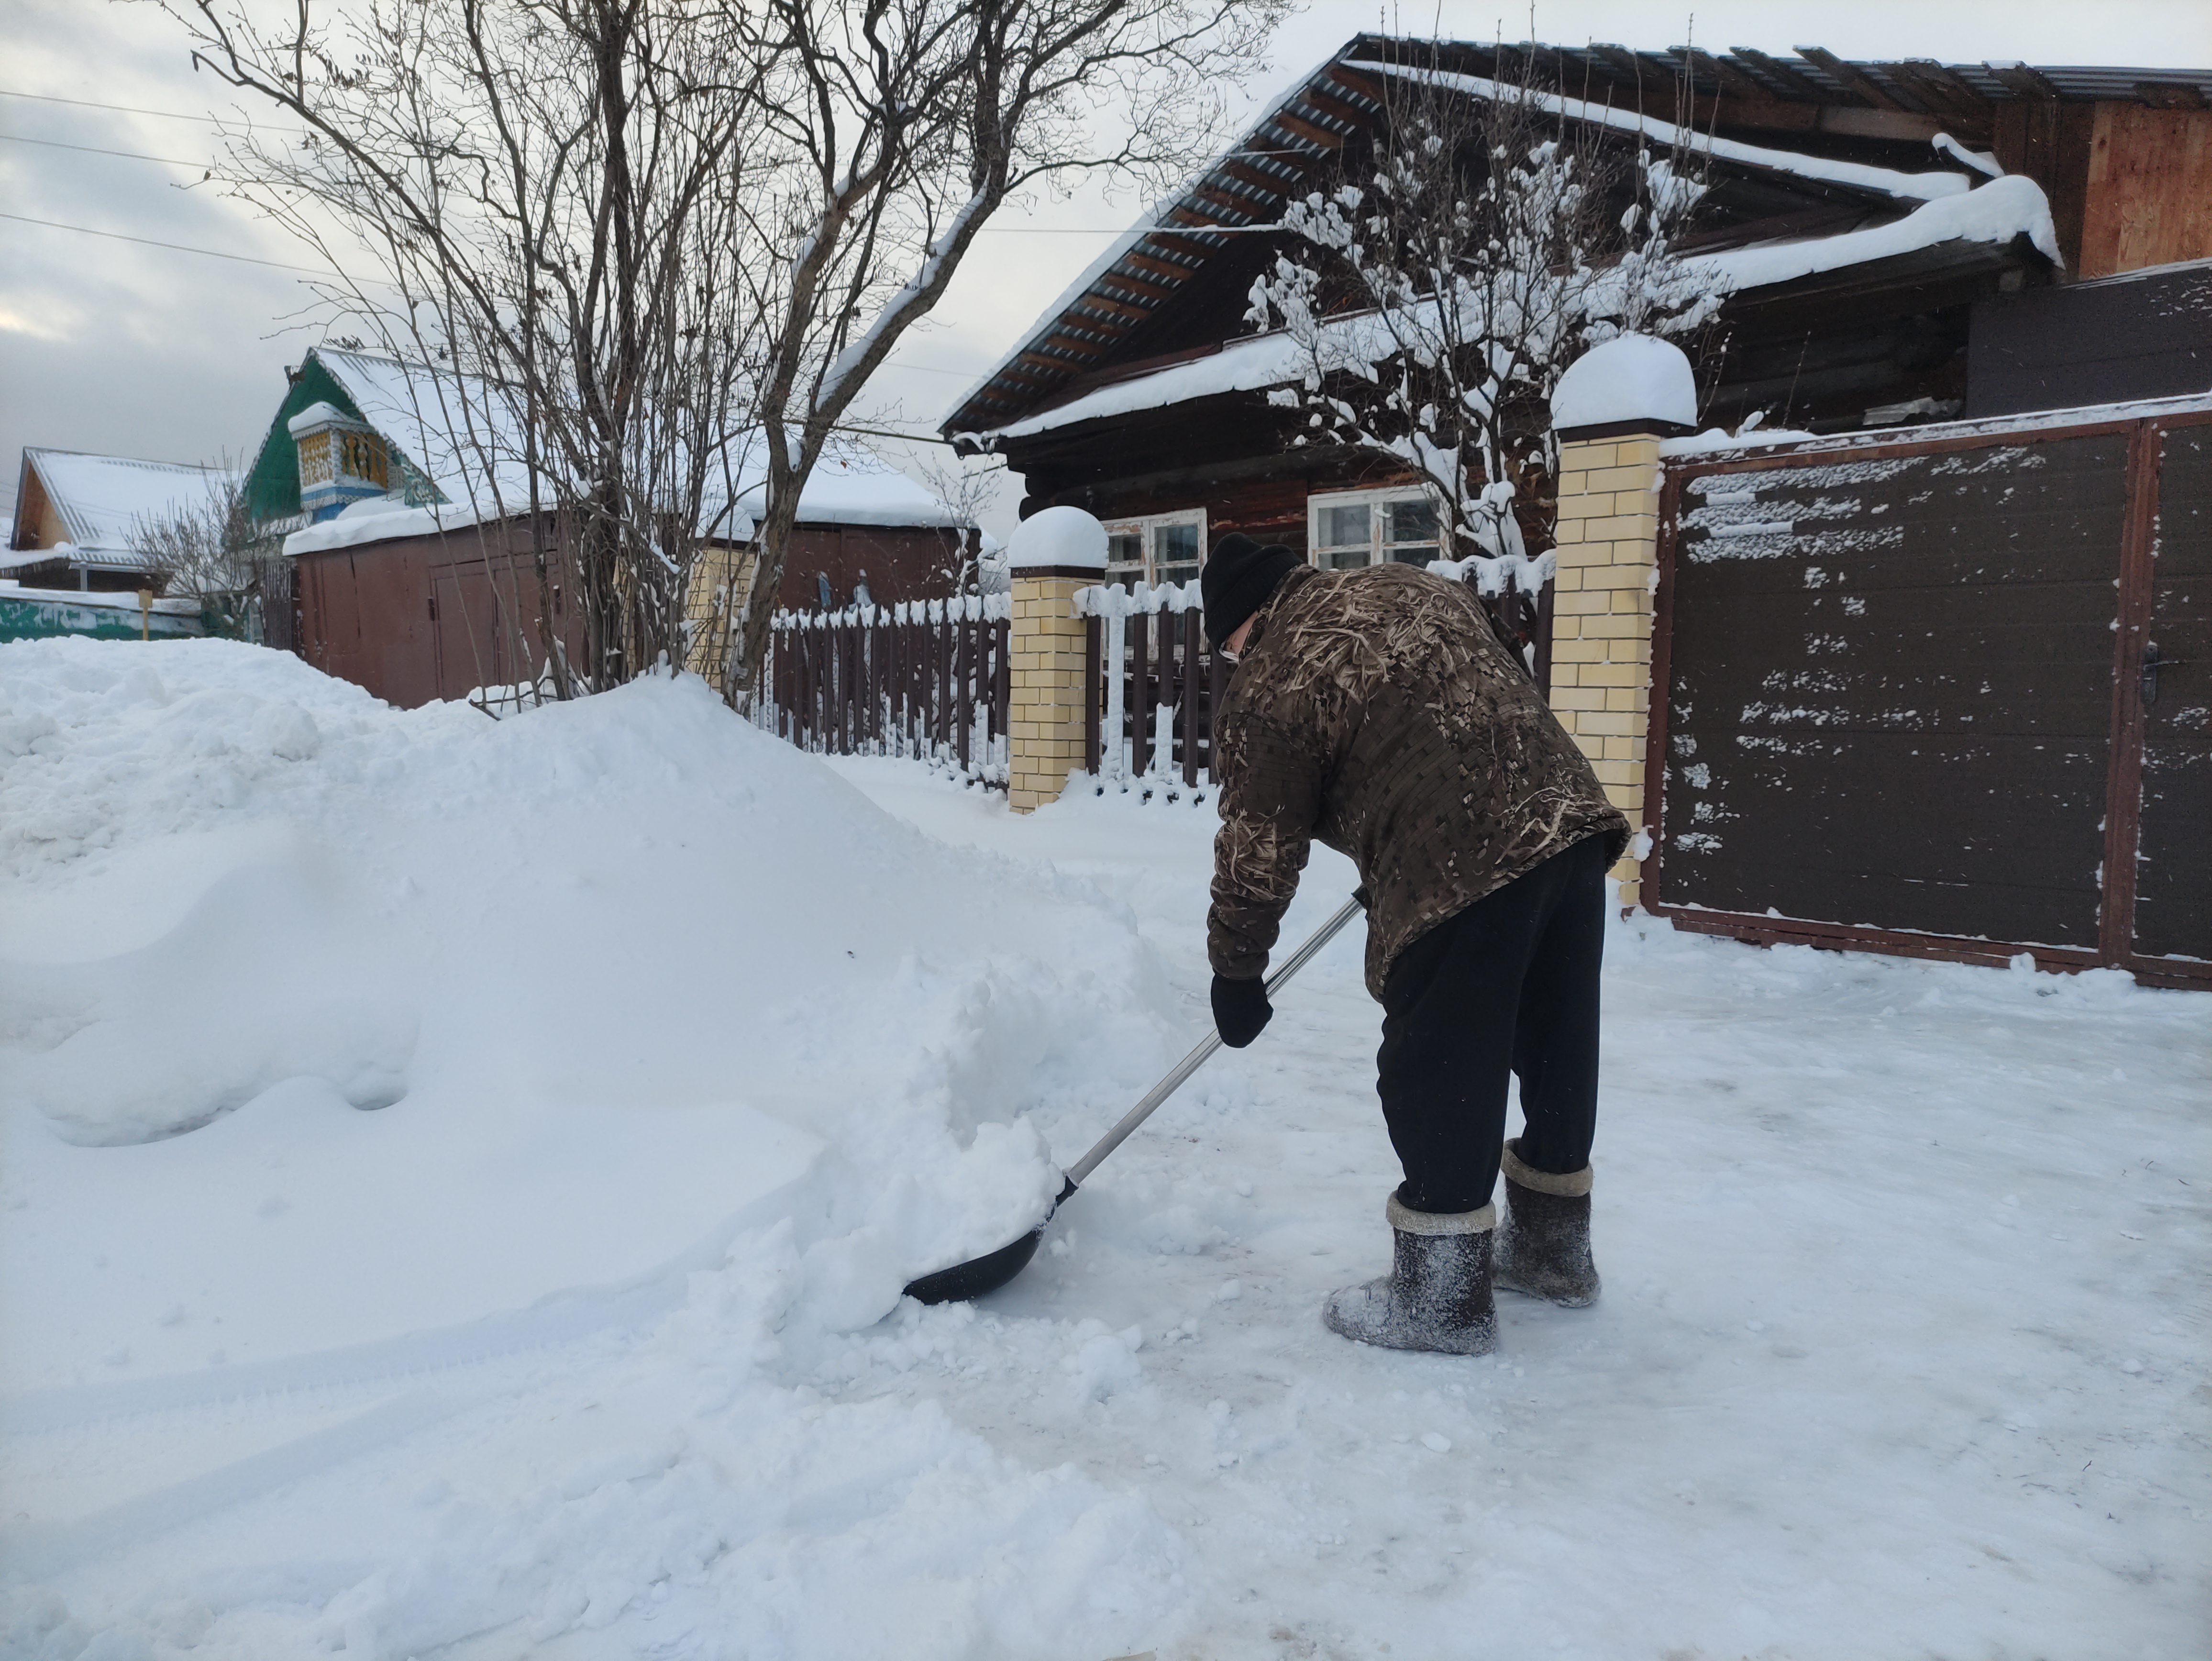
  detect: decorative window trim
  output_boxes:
[1102,508,1208,588]
[1306,485,1443,570]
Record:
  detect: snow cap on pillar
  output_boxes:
[1549,334,1697,441]
[1006,505,1107,577]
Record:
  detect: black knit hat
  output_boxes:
[1202,532,1298,649]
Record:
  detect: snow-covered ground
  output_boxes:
[2,640,2205,1661]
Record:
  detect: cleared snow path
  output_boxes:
[0,645,2203,1660]
[819,762,2210,1661]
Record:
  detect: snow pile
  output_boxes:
[1550,334,1697,432]
[1006,505,1107,571]
[0,638,1186,1657]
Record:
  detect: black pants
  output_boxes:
[1375,834,1609,1214]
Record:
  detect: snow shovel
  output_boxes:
[904,896,1364,1304]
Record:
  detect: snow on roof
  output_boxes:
[974,177,2061,443]
[286,400,359,437]
[1359,62,1977,204]
[19,449,237,555]
[286,348,966,556]
[941,48,1345,439]
[946,44,1990,441]
[1658,389,2212,461]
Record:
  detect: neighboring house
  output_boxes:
[242,345,974,707]
[7,447,235,592]
[944,38,2212,576]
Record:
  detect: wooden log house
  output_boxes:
[945,38,2212,576]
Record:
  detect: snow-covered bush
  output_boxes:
[1246,58,1726,563]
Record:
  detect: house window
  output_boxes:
[1102,510,1207,591]
[1308,488,1443,569]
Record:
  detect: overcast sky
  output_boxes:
[5,0,2209,539]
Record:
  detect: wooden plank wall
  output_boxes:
[2079,104,2212,279]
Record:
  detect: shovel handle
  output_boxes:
[1062,897,1364,1188]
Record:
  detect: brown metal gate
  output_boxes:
[1647,407,2210,988]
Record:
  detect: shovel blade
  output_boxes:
[902,1174,1075,1305]
[903,1224,1046,1305]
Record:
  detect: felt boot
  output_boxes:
[1322,1192,1497,1355]
[1493,1137,1600,1307]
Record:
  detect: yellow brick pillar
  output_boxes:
[1003,506,1107,814]
[1549,431,1663,906]
[1546,337,1698,909]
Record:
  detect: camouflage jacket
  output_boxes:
[1208,563,1629,1001]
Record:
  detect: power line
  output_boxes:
[0,133,209,167]
[0,211,332,275]
[0,87,304,133]
[4,213,996,381]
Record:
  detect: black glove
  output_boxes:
[1211,973,1272,1048]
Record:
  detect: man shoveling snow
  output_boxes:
[1200,532,1628,1356]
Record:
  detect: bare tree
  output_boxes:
[169,0,779,699]
[716,0,1287,707]
[905,448,1008,594]
[129,466,282,642]
[1245,56,1722,567]
[164,0,1286,711]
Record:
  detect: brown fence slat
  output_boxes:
[1534,574,1555,698]
[1130,604,1152,776]
[955,611,973,772]
[1084,616,1102,775]
[994,616,1011,750]
[1180,605,1200,788]
[1207,634,1228,785]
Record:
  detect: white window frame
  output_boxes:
[1306,486,1444,570]
[1102,508,1207,588]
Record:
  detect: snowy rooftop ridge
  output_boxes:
[17,448,238,555]
[971,178,2062,443]
[1357,62,1977,204]
[281,347,970,557]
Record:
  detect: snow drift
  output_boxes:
[0,640,1180,1383]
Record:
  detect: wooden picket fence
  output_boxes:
[757,595,1012,784]
[1073,555,1555,798]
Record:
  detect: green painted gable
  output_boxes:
[243,354,365,525]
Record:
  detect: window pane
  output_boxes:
[1386,498,1438,543]
[1153,522,1200,561]
[1318,503,1369,550]
[1108,532,1143,566]
[1389,543,1439,566]
[1317,545,1369,571]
